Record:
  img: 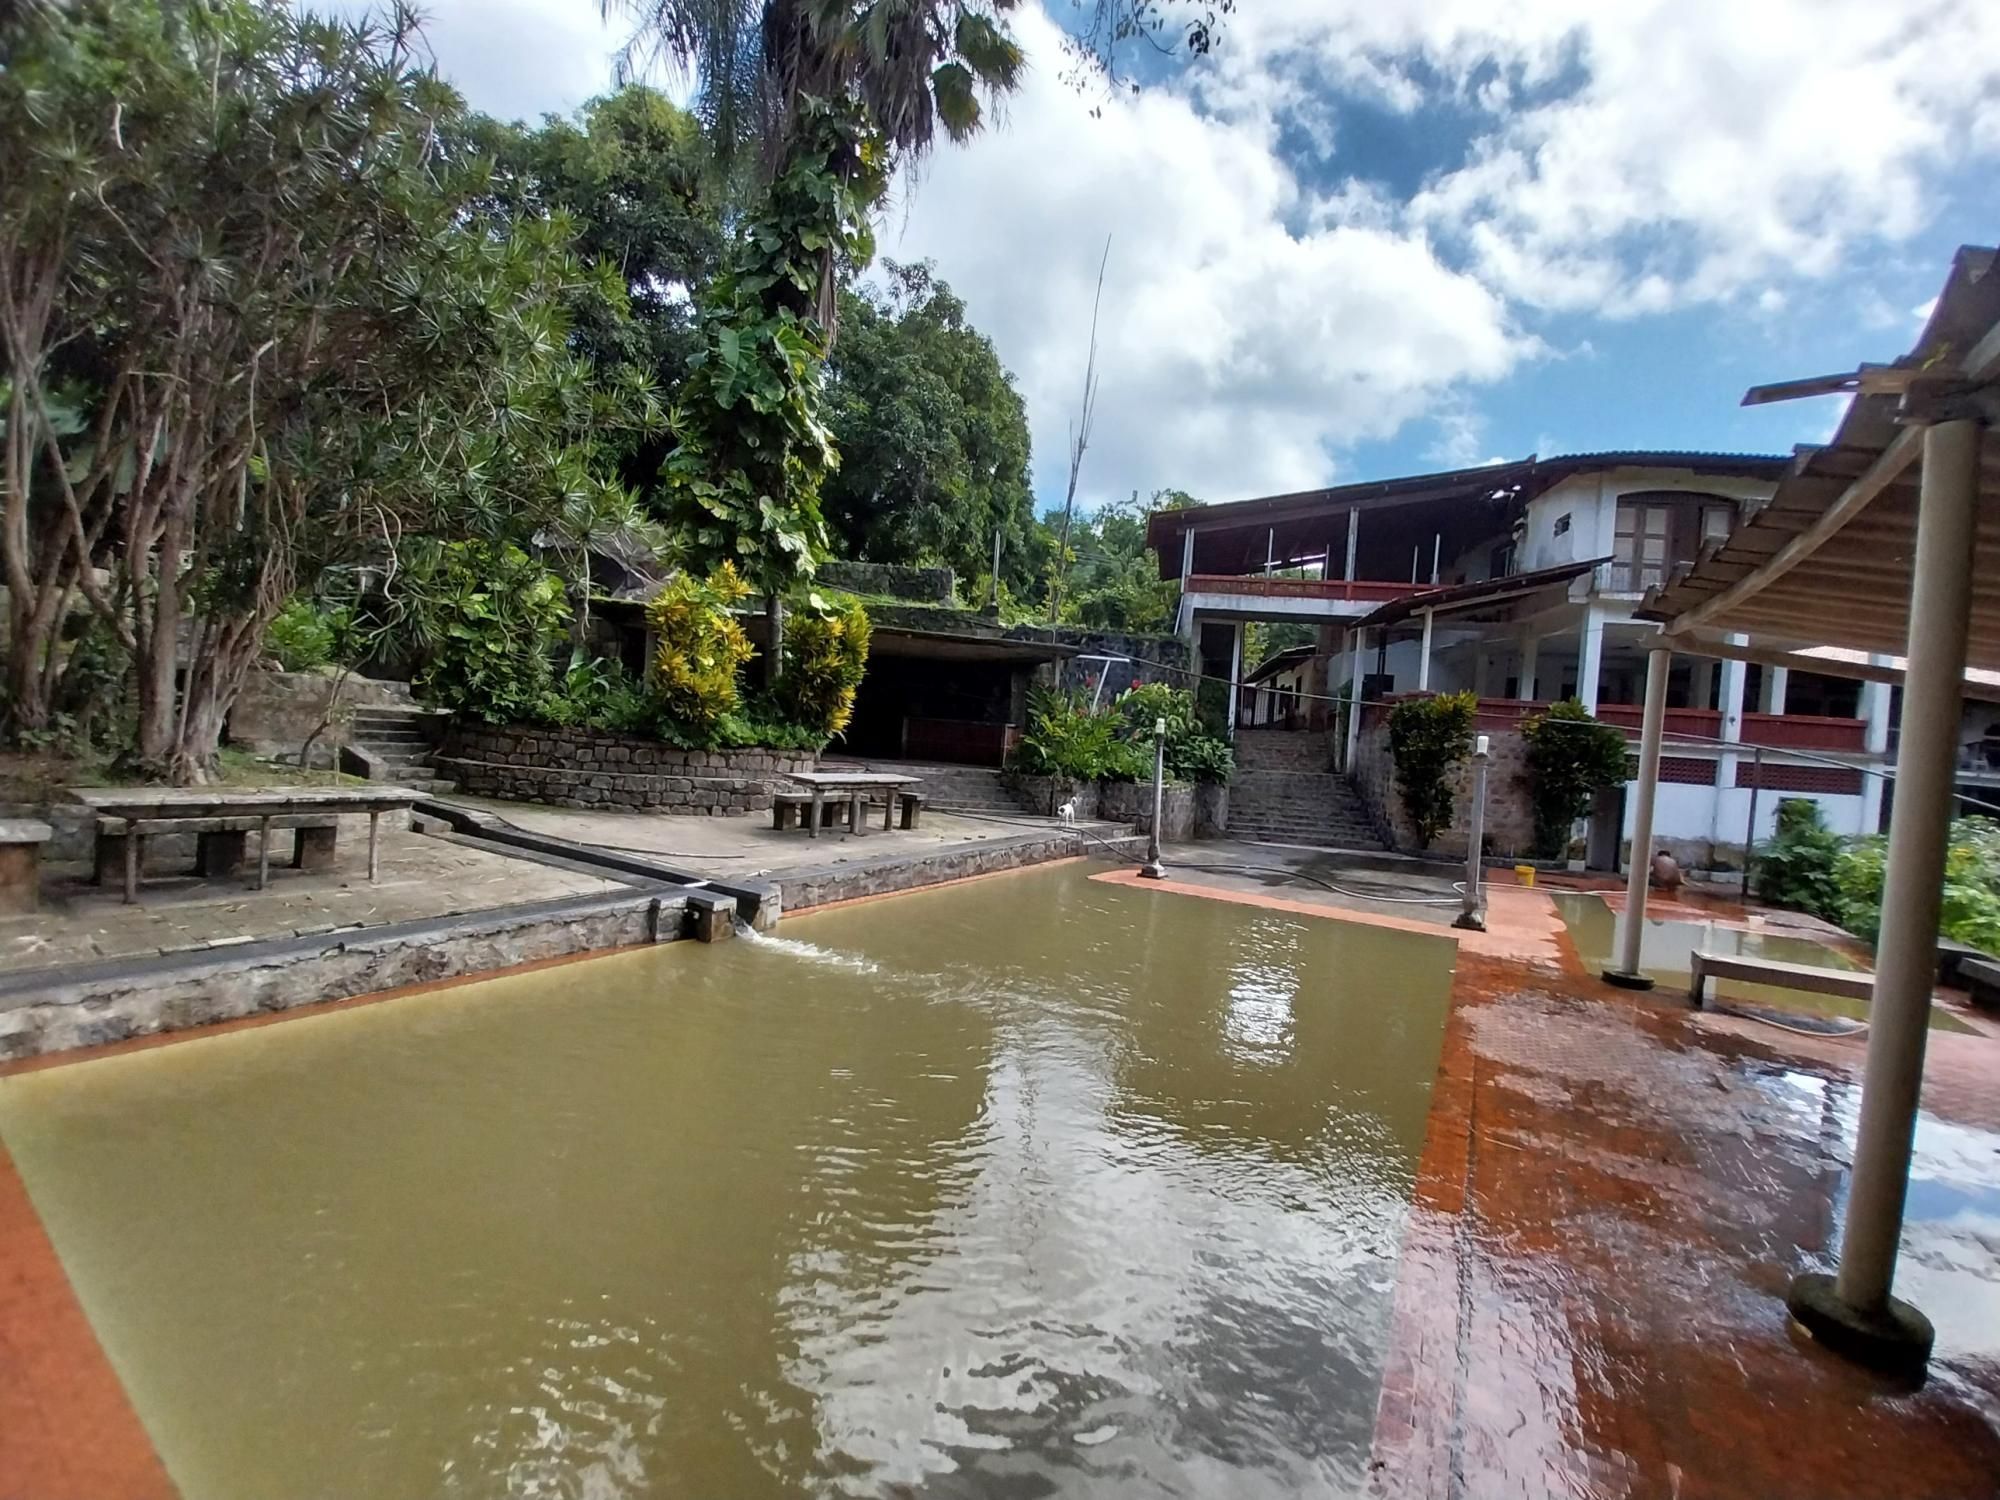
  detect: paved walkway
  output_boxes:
[1,829,623,974]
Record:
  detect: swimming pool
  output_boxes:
[0,862,1458,1499]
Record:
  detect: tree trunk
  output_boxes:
[764,592,785,689]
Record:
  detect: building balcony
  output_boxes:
[1179,573,1429,627]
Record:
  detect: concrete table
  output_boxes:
[73,786,426,902]
[777,771,922,839]
[0,819,53,915]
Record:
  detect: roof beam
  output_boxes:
[1664,423,1924,637]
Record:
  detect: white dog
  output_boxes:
[1056,799,1077,825]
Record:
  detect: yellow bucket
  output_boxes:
[1513,864,1536,888]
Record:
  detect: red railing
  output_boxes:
[1740,712,1868,752]
[1595,703,1724,742]
[1186,573,1424,603]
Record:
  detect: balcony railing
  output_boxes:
[1186,573,1424,602]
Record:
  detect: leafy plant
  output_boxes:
[1388,691,1477,848]
[1012,687,1143,781]
[1834,817,2000,953]
[1521,699,1628,860]
[647,563,756,735]
[1172,735,1235,784]
[399,543,570,725]
[1753,798,1844,919]
[544,656,659,736]
[1111,682,1231,781]
[264,599,355,674]
[776,595,871,738]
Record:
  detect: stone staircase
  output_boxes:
[820,758,1037,817]
[345,706,459,795]
[1227,769,1384,848]
[1227,729,1383,848]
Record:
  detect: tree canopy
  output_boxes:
[822,260,1035,588]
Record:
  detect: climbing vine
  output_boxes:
[654,99,884,593]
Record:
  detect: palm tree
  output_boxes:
[606,0,1026,175]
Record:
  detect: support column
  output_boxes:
[1472,649,1490,698]
[1788,417,1981,1374]
[1178,530,1196,642]
[1604,644,1670,990]
[1715,640,1750,855]
[1860,659,1892,835]
[1226,622,1243,740]
[1344,508,1359,582]
[1761,665,1790,715]
[1576,608,1606,713]
[1417,608,1435,691]
[1517,634,1540,701]
[1345,629,1365,770]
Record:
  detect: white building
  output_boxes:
[1145,453,1938,864]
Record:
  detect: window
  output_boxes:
[1553,513,1572,536]
[1488,542,1515,578]
[1610,493,1738,592]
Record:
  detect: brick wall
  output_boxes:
[438,724,816,815]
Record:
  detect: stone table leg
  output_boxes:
[123,823,139,905]
[848,790,863,834]
[882,791,895,832]
[256,815,272,890]
[809,789,824,839]
[368,809,382,882]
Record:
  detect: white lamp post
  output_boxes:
[1140,715,1167,879]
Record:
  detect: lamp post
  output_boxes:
[1141,715,1167,880]
[1454,734,1490,931]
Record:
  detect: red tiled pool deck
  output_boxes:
[5,867,2000,1497]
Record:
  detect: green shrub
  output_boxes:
[541,657,658,736]
[1521,699,1628,859]
[1753,798,1844,919]
[776,594,871,739]
[1387,691,1476,848]
[1013,687,1142,780]
[1835,816,2000,952]
[264,597,353,673]
[1172,734,1235,784]
[647,563,756,736]
[401,543,569,724]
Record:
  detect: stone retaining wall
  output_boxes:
[1352,714,1536,858]
[228,668,415,768]
[0,892,675,1061]
[780,830,1140,911]
[440,724,816,815]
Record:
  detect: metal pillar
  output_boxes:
[1417,608,1435,691]
[1518,635,1539,701]
[1604,644,1670,989]
[1789,417,1981,1373]
[1860,661,1892,835]
[1140,717,1168,880]
[1344,508,1359,581]
[1454,735,1491,931]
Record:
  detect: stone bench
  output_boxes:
[0,818,54,915]
[93,813,341,887]
[1959,956,2000,1012]
[1689,949,1882,1010]
[771,789,925,833]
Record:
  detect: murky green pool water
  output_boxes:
[0,863,1456,1499]
[1552,892,1971,1033]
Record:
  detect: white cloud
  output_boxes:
[1191,0,2000,317]
[885,8,1533,506]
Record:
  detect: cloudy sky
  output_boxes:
[388,0,2000,511]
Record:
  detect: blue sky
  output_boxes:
[373,0,2000,507]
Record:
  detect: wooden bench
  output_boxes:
[0,818,53,915]
[93,814,341,887]
[1689,950,1879,1010]
[1959,956,2000,1012]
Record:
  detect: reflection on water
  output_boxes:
[0,863,1455,1500]
[1552,892,1971,1033]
